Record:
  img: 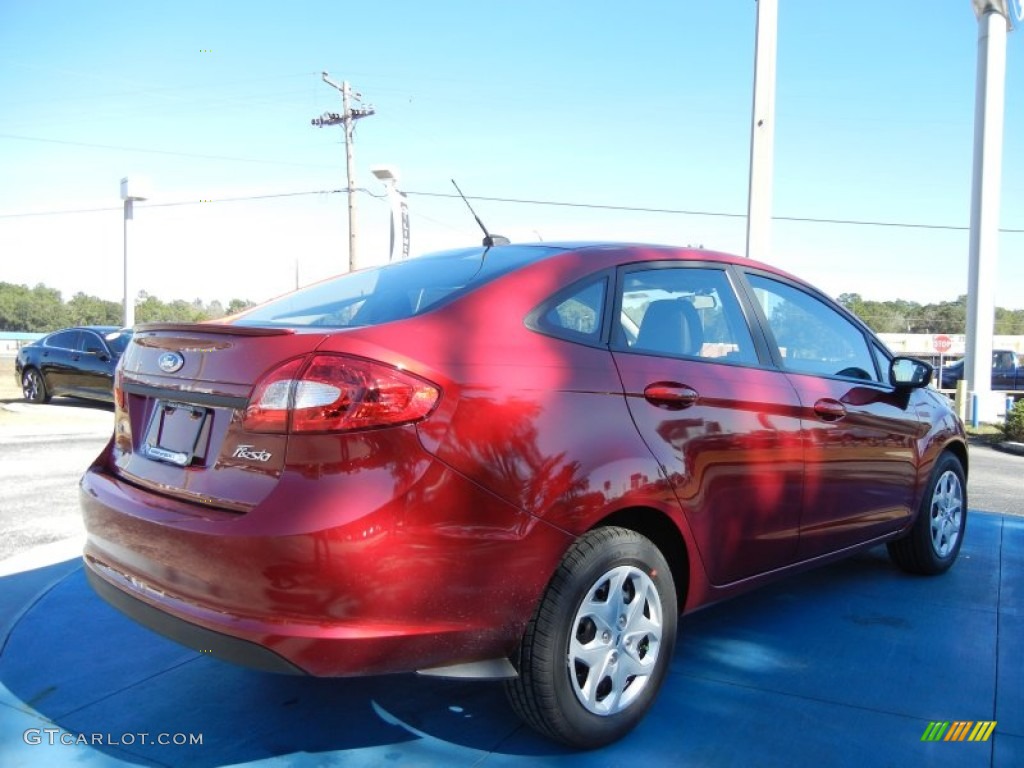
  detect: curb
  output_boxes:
[0,536,85,578]
[992,440,1024,457]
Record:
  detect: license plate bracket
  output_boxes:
[143,401,208,467]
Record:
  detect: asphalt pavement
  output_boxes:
[0,401,1021,767]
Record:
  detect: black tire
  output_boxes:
[22,368,50,404]
[505,526,678,749]
[887,452,966,575]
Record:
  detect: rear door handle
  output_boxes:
[643,383,699,409]
[813,398,846,421]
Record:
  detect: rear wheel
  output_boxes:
[887,452,966,575]
[22,368,49,403]
[505,526,677,749]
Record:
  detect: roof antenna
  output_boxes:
[451,179,510,247]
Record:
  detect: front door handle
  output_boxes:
[644,382,699,410]
[813,398,846,421]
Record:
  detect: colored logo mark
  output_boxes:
[921,721,996,742]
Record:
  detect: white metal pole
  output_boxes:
[745,0,778,261]
[123,199,134,328]
[382,176,397,262]
[965,2,1009,422]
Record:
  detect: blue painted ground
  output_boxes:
[1,512,1020,767]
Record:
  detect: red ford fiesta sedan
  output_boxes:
[81,242,967,748]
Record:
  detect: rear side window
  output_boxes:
[234,245,557,329]
[45,330,80,350]
[532,278,607,341]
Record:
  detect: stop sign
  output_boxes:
[933,335,952,354]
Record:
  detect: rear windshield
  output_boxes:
[105,330,132,355]
[233,245,557,328]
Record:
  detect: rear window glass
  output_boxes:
[105,330,132,355]
[234,245,557,328]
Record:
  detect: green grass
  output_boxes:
[965,423,1007,445]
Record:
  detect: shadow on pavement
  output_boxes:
[0,513,1020,767]
[1,398,114,412]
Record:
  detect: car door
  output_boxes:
[741,273,925,560]
[39,330,82,395]
[73,330,116,398]
[992,350,1017,390]
[610,264,803,585]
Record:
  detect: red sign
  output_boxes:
[933,335,952,354]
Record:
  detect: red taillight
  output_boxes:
[243,354,440,434]
[114,368,126,410]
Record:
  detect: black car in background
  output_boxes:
[15,326,132,404]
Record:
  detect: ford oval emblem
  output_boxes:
[158,351,185,373]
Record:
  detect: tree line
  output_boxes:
[0,282,256,333]
[837,293,1024,335]
[3,281,1024,336]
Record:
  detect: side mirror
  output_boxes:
[890,357,932,389]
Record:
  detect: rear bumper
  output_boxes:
[85,564,304,675]
[80,458,572,677]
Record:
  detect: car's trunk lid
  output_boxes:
[110,323,330,513]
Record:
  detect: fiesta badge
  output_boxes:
[158,351,185,373]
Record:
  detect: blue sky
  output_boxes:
[1,1,1022,310]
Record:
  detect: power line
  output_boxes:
[403,190,1024,234]
[406,189,747,219]
[0,190,346,219]
[1,186,1022,234]
[3,65,318,107]
[0,204,121,219]
[0,133,327,168]
[147,189,346,208]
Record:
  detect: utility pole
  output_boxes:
[745,0,778,261]
[311,72,375,272]
[120,177,148,328]
[965,0,1013,423]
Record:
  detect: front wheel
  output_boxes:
[505,526,677,749]
[22,368,49,403]
[887,452,966,575]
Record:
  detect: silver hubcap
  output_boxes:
[567,565,663,716]
[23,371,39,400]
[930,469,963,558]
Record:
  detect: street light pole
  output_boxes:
[120,177,148,328]
[965,0,1013,422]
[371,166,410,262]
